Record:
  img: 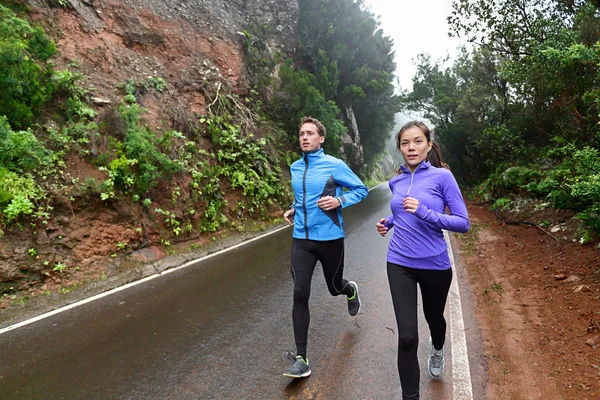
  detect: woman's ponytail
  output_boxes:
[428,141,449,170]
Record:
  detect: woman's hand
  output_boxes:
[283,208,295,225]
[317,196,341,211]
[403,196,420,214]
[376,218,389,236]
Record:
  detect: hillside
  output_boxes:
[0,0,310,312]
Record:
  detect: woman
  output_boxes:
[376,121,470,400]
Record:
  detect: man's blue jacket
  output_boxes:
[290,148,368,241]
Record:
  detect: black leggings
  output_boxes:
[290,238,354,357]
[387,262,453,400]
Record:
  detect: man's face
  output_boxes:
[299,122,324,153]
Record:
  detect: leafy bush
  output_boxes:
[0,4,56,129]
[0,167,45,223]
[99,103,182,196]
[0,116,53,171]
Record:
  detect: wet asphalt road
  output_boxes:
[0,184,484,399]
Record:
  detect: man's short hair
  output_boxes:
[299,116,326,137]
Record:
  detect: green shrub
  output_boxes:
[0,116,53,171]
[0,167,44,223]
[0,4,56,129]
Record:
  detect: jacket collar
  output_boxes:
[400,160,431,174]
[303,148,324,158]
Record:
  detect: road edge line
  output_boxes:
[0,183,384,336]
[445,231,474,399]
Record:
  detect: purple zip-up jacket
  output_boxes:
[383,161,470,270]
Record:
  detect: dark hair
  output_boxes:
[299,116,326,137]
[396,120,449,170]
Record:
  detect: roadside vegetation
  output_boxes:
[0,0,598,302]
[400,0,600,243]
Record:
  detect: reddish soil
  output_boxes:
[455,201,600,399]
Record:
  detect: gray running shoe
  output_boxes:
[428,338,445,378]
[347,281,361,316]
[283,352,311,378]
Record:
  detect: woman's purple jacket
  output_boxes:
[383,161,470,270]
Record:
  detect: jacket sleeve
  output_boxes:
[384,215,394,230]
[383,179,395,229]
[413,171,470,233]
[334,160,368,208]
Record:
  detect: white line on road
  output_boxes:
[0,184,385,336]
[445,231,474,399]
[0,225,291,336]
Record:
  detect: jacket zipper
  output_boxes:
[406,169,415,196]
[302,153,309,239]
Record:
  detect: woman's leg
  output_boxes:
[290,239,318,358]
[387,262,420,400]
[419,268,453,351]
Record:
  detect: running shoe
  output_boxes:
[283,352,311,378]
[428,338,445,378]
[347,281,361,316]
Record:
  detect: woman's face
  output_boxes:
[299,122,324,153]
[399,126,432,172]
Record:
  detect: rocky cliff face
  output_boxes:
[0,0,365,302]
[1,0,300,294]
[28,0,298,112]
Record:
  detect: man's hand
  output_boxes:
[317,196,341,211]
[283,208,295,225]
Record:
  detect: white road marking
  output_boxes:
[0,183,383,336]
[0,225,290,336]
[445,231,474,399]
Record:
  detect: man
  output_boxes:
[282,116,368,378]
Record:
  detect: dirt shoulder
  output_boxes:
[455,201,600,399]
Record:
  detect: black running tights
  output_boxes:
[290,238,354,357]
[387,262,453,400]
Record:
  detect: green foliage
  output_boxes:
[0,4,56,129]
[492,197,513,212]
[242,0,398,166]
[241,25,275,92]
[200,113,288,220]
[0,116,53,171]
[401,0,600,239]
[296,0,399,163]
[117,76,167,103]
[53,262,67,273]
[0,167,45,223]
[99,103,182,197]
[272,60,345,156]
[52,70,88,98]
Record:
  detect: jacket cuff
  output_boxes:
[415,202,428,219]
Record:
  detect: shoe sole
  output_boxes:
[348,281,360,316]
[283,370,312,378]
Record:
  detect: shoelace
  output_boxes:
[430,352,443,368]
[286,351,298,362]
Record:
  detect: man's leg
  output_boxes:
[317,238,354,297]
[289,239,318,359]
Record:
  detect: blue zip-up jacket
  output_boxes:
[384,161,469,270]
[290,148,368,241]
